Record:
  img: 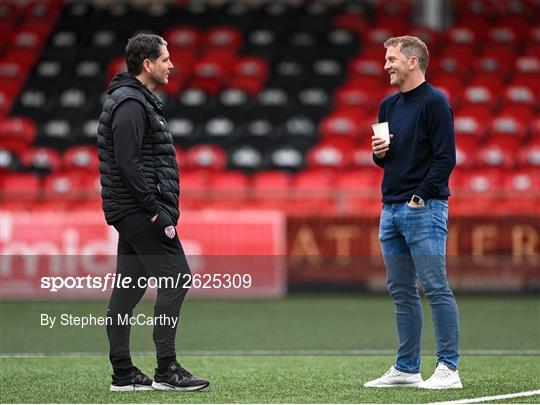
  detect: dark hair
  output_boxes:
[125,33,167,75]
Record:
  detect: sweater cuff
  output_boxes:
[373,154,385,168]
[142,199,160,218]
[413,186,431,203]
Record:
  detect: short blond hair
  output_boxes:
[384,36,429,73]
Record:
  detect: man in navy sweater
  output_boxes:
[364,36,462,390]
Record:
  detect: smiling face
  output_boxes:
[384,44,413,90]
[146,45,173,88]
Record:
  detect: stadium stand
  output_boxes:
[1,0,539,215]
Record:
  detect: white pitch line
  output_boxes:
[430,389,540,404]
[1,348,540,357]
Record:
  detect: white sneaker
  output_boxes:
[418,363,463,389]
[364,366,423,388]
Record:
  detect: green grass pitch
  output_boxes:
[1,295,539,403]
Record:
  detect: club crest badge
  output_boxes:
[165,225,176,239]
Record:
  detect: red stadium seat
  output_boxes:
[351,138,379,168]
[454,114,488,140]
[502,85,537,109]
[514,55,540,83]
[184,145,227,171]
[365,27,396,47]
[62,146,99,172]
[510,74,540,93]
[347,56,385,82]
[343,77,389,98]
[532,119,540,138]
[482,42,515,60]
[234,57,268,81]
[451,168,504,215]
[445,27,479,49]
[473,55,511,79]
[9,27,46,52]
[208,171,249,203]
[169,49,195,73]
[0,117,37,155]
[454,105,493,126]
[455,136,479,169]
[0,172,40,201]
[460,85,499,111]
[319,112,364,140]
[374,15,409,35]
[229,57,268,95]
[228,76,263,96]
[163,27,202,51]
[409,27,441,50]
[289,169,337,213]
[477,136,521,168]
[490,115,528,139]
[251,171,292,208]
[0,88,12,117]
[180,170,210,198]
[79,172,101,199]
[336,168,381,215]
[21,147,61,172]
[43,172,85,200]
[438,50,474,78]
[500,170,540,213]
[529,25,540,43]
[205,26,243,53]
[486,25,521,45]
[332,12,369,36]
[191,57,233,95]
[306,142,353,170]
[357,43,385,60]
[334,86,376,113]
[292,169,334,191]
[337,168,381,192]
[499,104,535,123]
[0,60,25,83]
[468,74,505,95]
[518,135,540,169]
[456,14,490,40]
[253,171,291,192]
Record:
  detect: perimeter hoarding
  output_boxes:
[0,209,286,299]
[286,215,540,292]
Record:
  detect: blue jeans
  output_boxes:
[379,199,460,373]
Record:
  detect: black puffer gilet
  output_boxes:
[97,73,179,225]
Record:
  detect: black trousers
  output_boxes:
[106,211,191,371]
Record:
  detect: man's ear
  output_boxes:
[142,58,152,73]
[409,56,418,71]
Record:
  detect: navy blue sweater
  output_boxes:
[373,81,456,203]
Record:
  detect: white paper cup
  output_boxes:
[371,122,390,144]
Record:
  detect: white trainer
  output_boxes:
[418,363,463,389]
[364,366,423,388]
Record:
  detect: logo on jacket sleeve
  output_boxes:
[165,225,176,239]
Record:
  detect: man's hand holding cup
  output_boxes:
[371,122,393,158]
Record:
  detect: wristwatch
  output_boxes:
[411,195,425,206]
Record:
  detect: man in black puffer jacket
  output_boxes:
[97,33,209,392]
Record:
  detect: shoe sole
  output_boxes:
[110,384,154,392]
[418,381,463,390]
[152,381,210,392]
[364,382,423,388]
